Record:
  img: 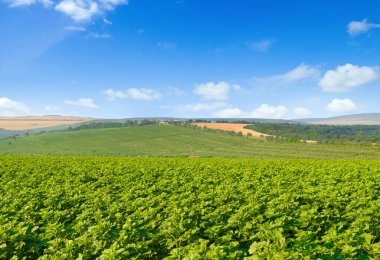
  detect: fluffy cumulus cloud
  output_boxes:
[55,0,99,21]
[251,104,288,118]
[0,97,30,116]
[319,64,379,92]
[5,0,128,21]
[194,81,240,101]
[326,98,358,113]
[347,19,380,36]
[248,39,276,52]
[213,108,246,118]
[293,107,311,117]
[102,88,161,101]
[252,64,320,90]
[179,102,226,112]
[65,98,98,108]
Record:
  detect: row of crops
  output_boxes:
[1,156,379,258]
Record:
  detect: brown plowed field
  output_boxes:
[194,123,270,138]
[0,116,94,130]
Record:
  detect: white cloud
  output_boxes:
[0,97,30,116]
[179,102,226,112]
[293,107,311,117]
[103,18,112,25]
[194,81,240,101]
[64,26,86,31]
[65,98,98,108]
[319,64,378,92]
[326,98,358,113]
[6,0,52,7]
[126,88,161,100]
[102,88,162,101]
[136,28,145,34]
[213,108,246,118]
[55,0,99,21]
[89,32,111,39]
[98,0,125,10]
[5,0,127,20]
[347,19,380,36]
[251,64,320,89]
[7,0,34,7]
[248,39,276,52]
[102,88,127,100]
[251,104,288,119]
[157,42,176,49]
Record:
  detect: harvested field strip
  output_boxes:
[194,123,270,138]
[0,116,94,130]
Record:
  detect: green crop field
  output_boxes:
[1,156,379,258]
[1,126,380,258]
[1,125,380,159]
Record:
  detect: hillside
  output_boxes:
[1,125,380,159]
[297,113,380,125]
[245,123,380,144]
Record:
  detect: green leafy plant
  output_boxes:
[0,157,379,258]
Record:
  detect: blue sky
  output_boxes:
[1,0,380,119]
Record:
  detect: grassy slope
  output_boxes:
[1,125,380,159]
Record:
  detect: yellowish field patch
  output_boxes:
[0,116,94,130]
[194,123,270,138]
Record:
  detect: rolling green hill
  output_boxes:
[1,125,380,159]
[296,113,380,125]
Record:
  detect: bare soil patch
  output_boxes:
[194,123,270,138]
[0,116,94,130]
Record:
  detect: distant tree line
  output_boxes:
[68,119,160,131]
[245,123,380,144]
[185,119,211,123]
